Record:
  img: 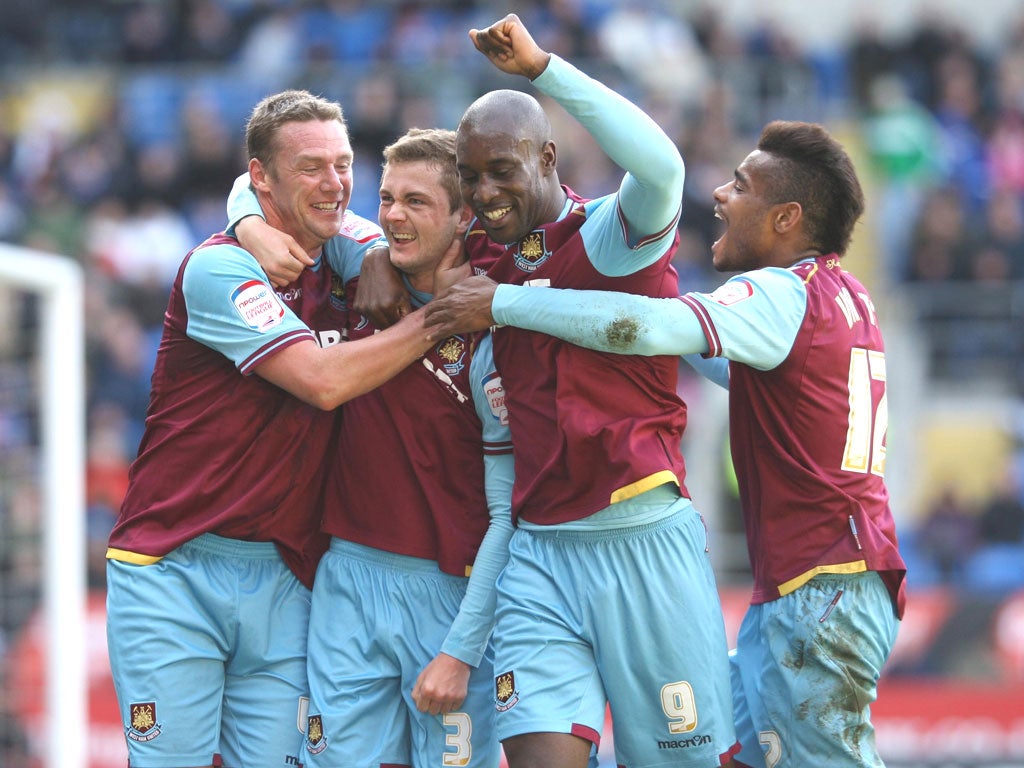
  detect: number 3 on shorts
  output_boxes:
[443,712,472,767]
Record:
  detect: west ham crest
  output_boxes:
[495,670,520,712]
[513,231,551,272]
[436,335,467,376]
[306,713,328,755]
[330,272,347,310]
[127,702,161,742]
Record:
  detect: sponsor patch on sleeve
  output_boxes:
[482,371,509,426]
[707,278,754,306]
[231,280,285,331]
[340,211,384,243]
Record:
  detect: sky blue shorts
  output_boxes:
[304,538,500,768]
[492,503,738,767]
[106,534,311,768]
[729,571,900,768]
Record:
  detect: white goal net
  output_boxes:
[0,243,87,768]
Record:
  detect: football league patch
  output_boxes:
[707,278,754,306]
[482,371,508,426]
[231,279,285,331]
[340,212,385,243]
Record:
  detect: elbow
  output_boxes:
[309,394,340,412]
[666,154,686,199]
[297,382,350,411]
[312,384,359,411]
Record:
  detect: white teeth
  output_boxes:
[714,211,723,220]
[483,207,511,221]
[392,233,415,241]
[313,203,339,211]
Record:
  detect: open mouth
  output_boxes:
[712,207,726,244]
[481,205,511,223]
[312,202,341,212]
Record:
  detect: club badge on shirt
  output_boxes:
[514,230,552,273]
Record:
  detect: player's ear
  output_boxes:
[249,157,270,191]
[539,140,557,177]
[454,203,474,236]
[773,201,802,235]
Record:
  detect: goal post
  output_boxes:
[0,243,87,768]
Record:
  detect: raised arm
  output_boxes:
[226,172,314,286]
[471,14,684,257]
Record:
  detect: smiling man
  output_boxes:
[425,13,739,768]
[226,126,513,768]
[426,120,907,768]
[105,90,436,768]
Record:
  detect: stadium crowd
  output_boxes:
[2,0,1024,761]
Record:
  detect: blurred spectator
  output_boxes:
[0,482,43,641]
[119,1,182,64]
[978,469,1024,545]
[0,182,27,243]
[235,6,305,79]
[181,0,246,63]
[974,195,1024,280]
[86,302,157,442]
[85,409,131,590]
[596,1,709,113]
[987,49,1024,194]
[176,92,246,239]
[744,21,819,125]
[906,185,973,283]
[931,50,991,215]
[916,486,979,583]
[847,20,902,113]
[861,73,945,284]
[347,73,403,214]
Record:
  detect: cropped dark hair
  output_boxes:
[757,120,865,256]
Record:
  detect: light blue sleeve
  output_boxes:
[182,243,313,368]
[681,266,807,370]
[491,283,709,356]
[683,353,730,389]
[490,265,807,373]
[440,333,515,666]
[533,54,684,273]
[320,214,389,284]
[225,169,385,284]
[225,172,262,235]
